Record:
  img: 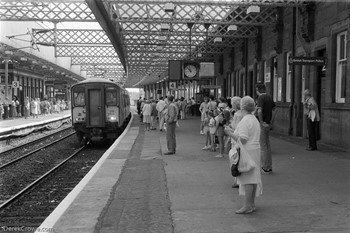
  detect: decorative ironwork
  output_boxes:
[1,0,305,87]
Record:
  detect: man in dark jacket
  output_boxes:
[164,95,178,155]
[256,83,275,174]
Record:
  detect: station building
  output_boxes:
[142,2,350,151]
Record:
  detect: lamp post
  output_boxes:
[187,23,194,59]
[3,50,13,99]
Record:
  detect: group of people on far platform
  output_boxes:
[0,97,68,120]
[136,82,320,214]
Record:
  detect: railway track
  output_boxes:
[0,132,82,208]
[0,131,75,169]
[0,143,87,211]
[0,140,108,231]
[0,126,73,156]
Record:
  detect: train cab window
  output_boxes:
[106,87,117,106]
[72,87,85,106]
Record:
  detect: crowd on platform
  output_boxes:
[0,97,68,120]
[136,83,276,214]
[136,82,320,214]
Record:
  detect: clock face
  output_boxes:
[184,64,197,78]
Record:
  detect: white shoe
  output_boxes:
[200,131,204,135]
[215,154,224,158]
[202,146,210,150]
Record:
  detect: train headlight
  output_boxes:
[107,116,117,122]
[75,117,85,122]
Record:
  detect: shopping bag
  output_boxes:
[237,140,256,173]
[229,145,241,177]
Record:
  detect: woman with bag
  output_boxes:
[228,96,262,214]
[225,96,244,188]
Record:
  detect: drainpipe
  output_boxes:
[289,6,297,135]
[245,38,248,96]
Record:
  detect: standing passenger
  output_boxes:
[15,97,21,117]
[11,97,17,118]
[164,95,178,155]
[214,108,226,158]
[150,99,158,130]
[24,97,30,119]
[0,103,3,120]
[303,89,320,151]
[231,96,262,214]
[30,98,37,118]
[3,97,10,119]
[201,111,211,150]
[142,99,152,131]
[208,110,218,152]
[156,96,166,131]
[225,96,244,188]
[199,97,209,134]
[256,83,275,174]
[137,97,142,115]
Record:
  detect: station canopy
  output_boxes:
[0,0,305,87]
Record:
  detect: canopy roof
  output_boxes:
[0,0,306,87]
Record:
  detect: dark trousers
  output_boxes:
[166,122,176,153]
[3,106,9,119]
[307,118,318,149]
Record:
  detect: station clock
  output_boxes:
[182,61,199,79]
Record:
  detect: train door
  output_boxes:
[87,88,104,127]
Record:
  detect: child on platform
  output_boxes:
[208,111,217,152]
[202,111,211,150]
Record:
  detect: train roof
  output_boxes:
[72,78,126,91]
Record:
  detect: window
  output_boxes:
[272,57,281,102]
[286,51,292,102]
[106,87,117,106]
[72,86,85,106]
[336,31,347,103]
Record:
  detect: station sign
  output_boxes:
[12,81,20,88]
[169,81,176,90]
[288,56,326,66]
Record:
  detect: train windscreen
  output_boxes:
[72,86,85,106]
[106,87,117,106]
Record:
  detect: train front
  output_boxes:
[70,79,122,143]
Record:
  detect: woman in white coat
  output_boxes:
[229,96,262,214]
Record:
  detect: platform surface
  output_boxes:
[35,110,350,233]
[0,110,71,135]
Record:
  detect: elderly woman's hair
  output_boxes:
[240,96,256,113]
[304,89,311,96]
[231,96,241,111]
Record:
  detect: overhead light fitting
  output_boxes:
[164,3,175,13]
[32,60,38,64]
[161,23,170,31]
[158,35,166,41]
[214,37,222,43]
[228,25,238,31]
[5,50,13,55]
[247,5,260,14]
[20,57,27,61]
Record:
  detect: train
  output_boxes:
[70,78,131,144]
